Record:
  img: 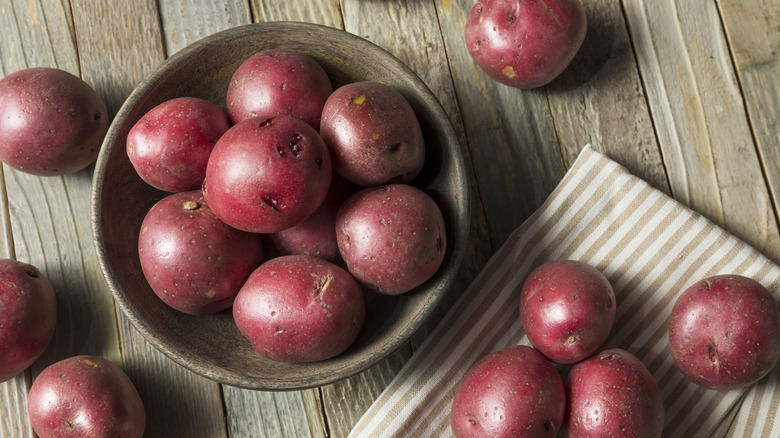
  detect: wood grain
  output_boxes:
[547,0,668,194]
[622,0,780,261]
[0,1,108,437]
[718,0,780,263]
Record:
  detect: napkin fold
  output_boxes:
[349,145,780,438]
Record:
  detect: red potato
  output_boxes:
[319,81,425,186]
[0,67,108,176]
[226,49,333,130]
[126,96,230,192]
[266,173,359,264]
[519,260,616,364]
[450,345,566,437]
[0,259,56,382]
[335,184,446,295]
[233,255,366,362]
[27,355,146,438]
[465,0,587,89]
[202,115,332,233]
[562,348,664,438]
[563,348,664,438]
[138,190,264,315]
[669,274,780,390]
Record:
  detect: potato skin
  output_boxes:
[336,184,446,295]
[127,97,229,192]
[519,260,615,364]
[27,355,146,438]
[226,49,333,130]
[266,173,358,265]
[203,115,332,233]
[0,259,57,382]
[450,345,565,437]
[320,81,425,186]
[465,0,587,89]
[0,67,108,176]
[669,274,780,390]
[233,255,366,362]
[138,190,264,315]
[563,348,664,438]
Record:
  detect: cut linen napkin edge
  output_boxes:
[349,145,780,438]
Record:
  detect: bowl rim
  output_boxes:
[91,21,470,390]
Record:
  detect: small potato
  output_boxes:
[336,184,446,295]
[563,348,664,438]
[27,355,146,438]
[127,97,229,192]
[0,67,108,176]
[669,274,780,390]
[465,0,587,89]
[266,173,359,264]
[519,260,616,364]
[138,190,264,315]
[233,255,366,362]
[0,259,57,382]
[451,345,566,437]
[203,115,332,233]
[226,49,333,130]
[320,81,425,186]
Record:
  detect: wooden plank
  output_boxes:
[718,0,780,262]
[434,0,567,248]
[251,0,344,29]
[547,0,668,194]
[158,0,252,55]
[621,0,780,261]
[0,2,103,437]
[70,1,228,436]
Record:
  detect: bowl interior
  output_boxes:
[92,22,469,390]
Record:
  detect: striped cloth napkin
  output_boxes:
[349,145,780,438]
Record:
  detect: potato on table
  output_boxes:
[0,67,108,176]
[451,345,566,437]
[0,259,56,382]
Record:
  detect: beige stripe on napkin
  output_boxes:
[349,145,780,438]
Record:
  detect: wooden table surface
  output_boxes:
[1,1,778,437]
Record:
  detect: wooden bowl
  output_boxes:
[92,22,469,390]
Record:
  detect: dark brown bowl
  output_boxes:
[92,22,469,390]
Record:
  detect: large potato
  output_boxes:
[0,259,57,382]
[138,190,264,315]
[450,345,565,437]
[233,255,365,362]
[336,184,446,295]
[465,0,587,89]
[0,67,108,176]
[669,274,780,390]
[203,115,332,233]
[27,355,146,438]
[226,49,333,130]
[519,260,615,364]
[563,348,664,438]
[127,97,229,192]
[320,81,425,186]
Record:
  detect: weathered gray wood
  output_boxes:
[158,0,252,55]
[434,0,567,248]
[0,2,110,437]
[70,1,228,436]
[718,0,780,263]
[251,0,344,28]
[621,0,780,261]
[546,0,668,194]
